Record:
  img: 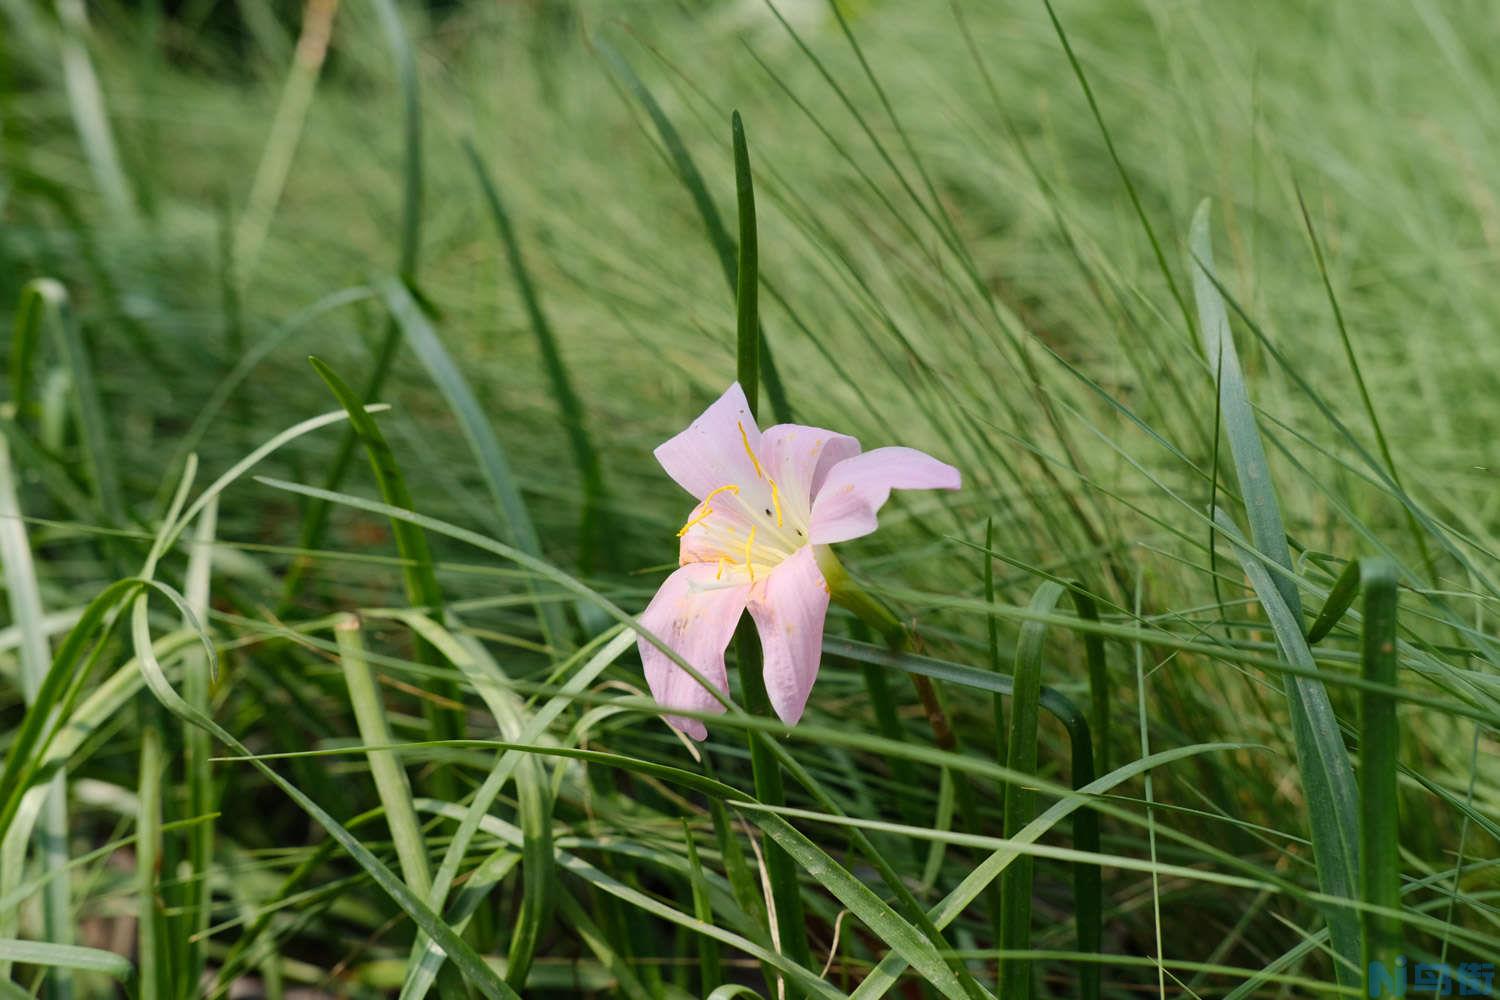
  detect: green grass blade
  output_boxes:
[752,812,968,1000]
[309,355,463,743]
[1307,558,1363,645]
[1069,586,1110,778]
[1214,508,1361,984]
[136,702,166,1000]
[597,41,790,422]
[129,590,522,1000]
[8,279,124,530]
[0,429,71,995]
[396,625,631,1000]
[233,0,338,288]
[0,940,132,984]
[180,498,218,995]
[728,102,811,989]
[53,0,136,224]
[1358,559,1401,980]
[1295,187,1435,581]
[378,278,570,652]
[683,819,723,994]
[463,140,612,572]
[1190,201,1300,621]
[733,110,760,415]
[274,0,420,608]
[1040,0,1194,339]
[0,576,142,849]
[371,0,421,281]
[333,614,432,897]
[999,580,1067,1000]
[417,802,846,1000]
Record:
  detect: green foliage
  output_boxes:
[0,1,1493,997]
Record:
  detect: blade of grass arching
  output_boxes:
[596,42,790,422]
[417,802,846,1000]
[393,621,631,1000]
[233,0,339,289]
[683,820,723,994]
[248,481,1019,1000]
[727,135,812,989]
[129,590,522,1000]
[333,615,432,897]
[1214,509,1361,985]
[0,432,71,996]
[379,278,570,653]
[751,812,968,1000]
[53,0,135,225]
[0,578,144,840]
[463,140,611,572]
[277,0,420,610]
[310,356,463,745]
[1189,202,1299,620]
[180,498,217,996]
[445,625,553,990]
[134,450,201,1000]
[1295,189,1435,582]
[851,742,1250,1000]
[999,580,1066,1000]
[1358,560,1401,981]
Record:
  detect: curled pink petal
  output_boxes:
[747,545,829,726]
[636,564,750,739]
[653,383,764,501]
[758,424,861,528]
[808,446,961,545]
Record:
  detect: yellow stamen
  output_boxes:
[737,422,765,480]
[704,483,741,504]
[769,478,784,527]
[744,526,756,583]
[676,506,714,537]
[716,556,728,580]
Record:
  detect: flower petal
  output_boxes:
[637,564,749,739]
[747,545,829,726]
[758,424,861,526]
[808,446,961,544]
[653,383,764,501]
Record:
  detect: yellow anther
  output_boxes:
[737,422,766,480]
[676,506,714,537]
[769,478,784,527]
[704,483,741,505]
[744,526,756,583]
[716,556,729,580]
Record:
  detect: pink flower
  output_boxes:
[637,383,961,739]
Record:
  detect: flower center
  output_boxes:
[673,422,809,582]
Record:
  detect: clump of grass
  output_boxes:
[1,1,1496,998]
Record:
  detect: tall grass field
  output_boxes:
[1,1,1497,997]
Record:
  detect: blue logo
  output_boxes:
[1369,956,1496,997]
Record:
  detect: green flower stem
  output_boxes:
[736,621,811,996]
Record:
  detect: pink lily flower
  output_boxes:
[637,383,961,739]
